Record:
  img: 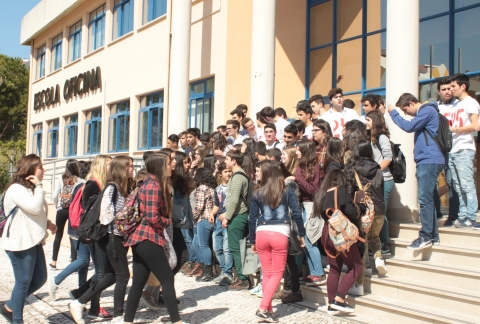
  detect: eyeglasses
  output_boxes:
[312,128,322,133]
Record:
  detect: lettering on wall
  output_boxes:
[33,66,102,110]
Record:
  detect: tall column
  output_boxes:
[168,0,191,134]
[385,0,420,222]
[249,0,276,119]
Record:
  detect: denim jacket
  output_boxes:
[174,188,194,227]
[249,186,305,244]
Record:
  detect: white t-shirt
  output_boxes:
[265,141,284,151]
[438,99,457,122]
[244,127,265,142]
[320,108,359,139]
[275,118,290,143]
[304,124,313,140]
[233,135,245,145]
[450,96,479,153]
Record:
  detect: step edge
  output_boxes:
[386,257,480,277]
[389,238,480,255]
[389,222,480,236]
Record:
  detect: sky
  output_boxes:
[0,0,42,59]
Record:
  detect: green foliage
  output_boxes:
[0,54,29,167]
[0,166,11,193]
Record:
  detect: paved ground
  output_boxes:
[0,242,357,324]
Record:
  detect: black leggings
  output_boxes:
[283,254,300,293]
[172,226,187,275]
[125,240,180,323]
[52,209,69,262]
[106,235,129,317]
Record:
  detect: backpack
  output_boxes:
[323,186,364,258]
[78,183,117,244]
[354,171,375,234]
[69,183,85,229]
[60,184,74,209]
[115,185,143,236]
[377,135,406,184]
[0,192,19,238]
[423,112,453,157]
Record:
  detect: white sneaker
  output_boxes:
[364,267,372,276]
[256,290,263,298]
[111,316,123,323]
[375,258,388,275]
[48,276,58,300]
[69,300,85,324]
[250,283,262,295]
[348,284,364,296]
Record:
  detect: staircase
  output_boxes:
[299,217,480,324]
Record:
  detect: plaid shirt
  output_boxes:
[193,184,214,223]
[125,174,171,247]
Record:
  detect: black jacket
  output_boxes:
[350,158,385,215]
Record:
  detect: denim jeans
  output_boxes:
[449,149,477,222]
[54,239,89,287]
[181,227,197,262]
[193,219,214,265]
[301,202,324,277]
[417,164,444,241]
[213,218,233,276]
[380,179,395,245]
[6,245,47,324]
[445,158,460,217]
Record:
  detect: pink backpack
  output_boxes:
[69,184,85,229]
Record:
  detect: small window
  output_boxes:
[64,114,78,156]
[51,33,62,72]
[69,20,82,63]
[36,44,46,79]
[32,124,43,157]
[47,119,59,158]
[109,101,130,152]
[139,92,163,149]
[88,4,106,52]
[113,0,134,39]
[189,78,215,134]
[143,0,167,24]
[85,108,102,154]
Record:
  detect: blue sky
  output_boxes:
[0,0,42,59]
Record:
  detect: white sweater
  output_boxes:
[0,184,48,251]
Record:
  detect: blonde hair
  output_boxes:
[283,146,299,175]
[86,155,112,189]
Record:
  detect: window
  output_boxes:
[64,115,78,156]
[113,0,134,39]
[454,6,480,74]
[47,119,59,158]
[189,78,215,134]
[36,44,46,79]
[89,4,106,52]
[109,101,130,152]
[85,108,102,154]
[139,92,163,149]
[143,0,167,24]
[32,124,43,157]
[69,20,82,63]
[51,33,62,72]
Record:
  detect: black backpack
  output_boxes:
[78,183,117,244]
[377,135,406,184]
[423,112,453,157]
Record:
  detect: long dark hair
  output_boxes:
[344,140,374,195]
[297,140,317,182]
[203,155,216,174]
[312,169,346,218]
[172,151,195,195]
[366,110,390,145]
[194,167,217,189]
[8,154,42,193]
[211,131,230,152]
[107,156,133,197]
[343,128,368,162]
[145,153,172,217]
[65,159,80,177]
[242,137,257,181]
[254,160,285,209]
[313,119,333,145]
[324,137,344,172]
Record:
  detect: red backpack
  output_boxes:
[69,184,85,229]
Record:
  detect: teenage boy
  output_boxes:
[261,106,289,142]
[436,78,460,226]
[292,120,307,141]
[283,124,299,148]
[321,88,359,139]
[230,108,248,135]
[296,100,314,139]
[254,141,268,161]
[226,119,245,145]
[275,107,296,124]
[178,131,188,151]
[266,148,282,162]
[263,123,283,150]
[448,73,479,228]
[185,128,202,156]
[309,94,327,120]
[236,103,248,116]
[242,117,264,142]
[218,151,252,290]
[388,93,445,249]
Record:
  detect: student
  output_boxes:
[313,170,363,315]
[226,119,245,145]
[343,99,356,109]
[264,123,283,150]
[167,134,181,151]
[241,137,258,181]
[312,119,333,170]
[292,120,306,141]
[275,107,295,124]
[254,141,268,161]
[185,128,202,156]
[309,94,327,120]
[218,151,252,290]
[324,137,344,174]
[361,94,381,114]
[296,100,314,139]
[199,133,212,151]
[242,117,265,142]
[261,106,289,142]
[388,93,445,249]
[267,148,282,162]
[320,88,359,139]
[249,160,305,322]
[281,146,299,176]
[230,108,248,136]
[449,73,479,228]
[178,132,188,152]
[237,103,248,116]
[283,124,299,148]
[211,131,233,157]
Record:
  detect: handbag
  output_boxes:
[288,210,302,255]
[354,171,375,234]
[240,237,261,275]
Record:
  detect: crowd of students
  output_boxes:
[1,73,479,324]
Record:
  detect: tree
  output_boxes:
[0,54,29,172]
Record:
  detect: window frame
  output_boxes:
[108,101,130,153]
[69,20,83,63]
[84,108,102,155]
[46,120,59,158]
[88,4,106,53]
[36,44,46,79]
[143,0,167,24]
[64,114,78,157]
[32,124,43,157]
[138,92,164,150]
[188,78,215,134]
[113,0,134,39]
[50,33,62,72]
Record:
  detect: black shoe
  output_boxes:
[157,295,180,305]
[281,291,303,304]
[0,304,12,323]
[219,275,232,286]
[327,306,339,315]
[407,237,432,250]
[49,263,57,270]
[69,289,81,300]
[197,265,214,282]
[330,300,355,313]
[443,217,457,227]
[255,309,278,323]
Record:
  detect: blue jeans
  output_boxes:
[417,164,444,241]
[301,202,324,277]
[181,227,197,262]
[193,219,214,266]
[6,245,47,324]
[449,149,477,222]
[444,158,460,217]
[54,239,89,287]
[380,179,395,245]
[213,218,233,276]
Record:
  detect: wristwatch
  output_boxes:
[35,182,43,188]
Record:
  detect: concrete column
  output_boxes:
[168,0,191,134]
[385,0,420,222]
[249,0,276,119]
